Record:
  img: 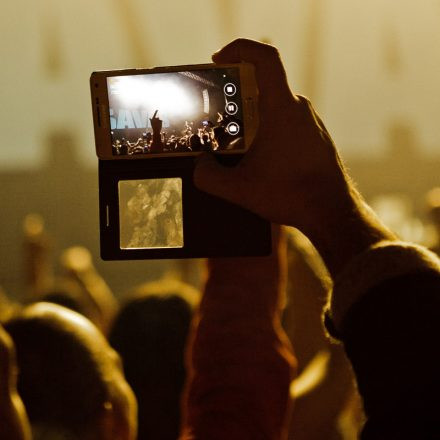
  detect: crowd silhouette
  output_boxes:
[111,111,243,155]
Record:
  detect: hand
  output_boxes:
[149,110,163,134]
[60,246,93,274]
[195,39,395,277]
[195,39,349,234]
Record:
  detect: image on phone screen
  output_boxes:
[107,68,244,156]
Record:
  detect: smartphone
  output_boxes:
[91,63,259,159]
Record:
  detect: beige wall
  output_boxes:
[0,1,439,297]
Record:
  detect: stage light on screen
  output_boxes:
[111,75,196,119]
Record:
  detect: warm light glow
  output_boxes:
[111,75,197,119]
[290,350,330,398]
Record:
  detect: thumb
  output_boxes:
[194,153,246,207]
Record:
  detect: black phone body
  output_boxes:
[98,157,271,260]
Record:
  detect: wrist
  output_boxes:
[301,185,397,279]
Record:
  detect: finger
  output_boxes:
[194,153,246,207]
[153,110,158,118]
[212,38,291,101]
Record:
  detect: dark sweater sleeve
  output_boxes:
[325,242,440,439]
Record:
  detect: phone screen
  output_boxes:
[107,67,244,155]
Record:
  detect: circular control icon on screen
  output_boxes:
[225,102,238,115]
[224,83,237,96]
[226,122,240,135]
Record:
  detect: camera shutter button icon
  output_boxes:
[224,83,237,96]
[226,122,240,135]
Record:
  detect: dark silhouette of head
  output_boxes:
[213,126,228,149]
[34,277,103,332]
[5,303,137,440]
[189,134,202,151]
[37,279,87,314]
[109,279,199,440]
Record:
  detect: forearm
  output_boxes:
[22,214,53,297]
[300,179,397,280]
[181,231,296,440]
[60,247,118,334]
[73,269,119,334]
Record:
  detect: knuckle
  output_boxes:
[295,94,312,107]
[294,94,313,117]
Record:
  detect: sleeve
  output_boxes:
[324,241,440,439]
[180,232,297,440]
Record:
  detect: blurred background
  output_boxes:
[1,0,439,299]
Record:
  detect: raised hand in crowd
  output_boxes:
[60,246,119,335]
[150,110,164,152]
[22,213,54,299]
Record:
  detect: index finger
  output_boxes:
[212,38,291,102]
